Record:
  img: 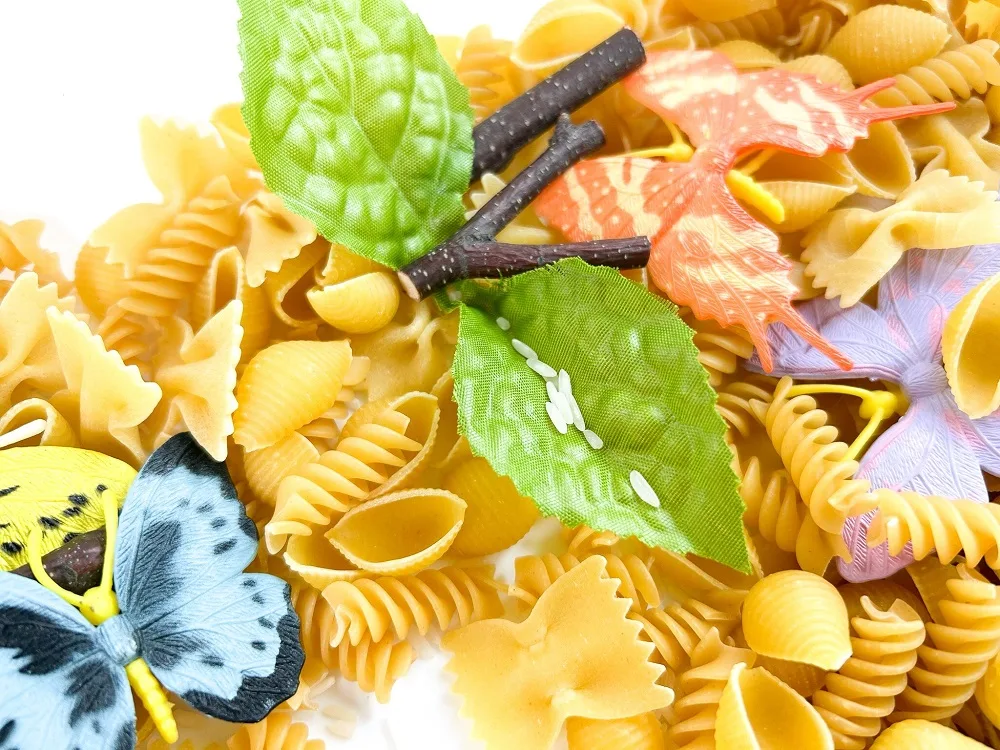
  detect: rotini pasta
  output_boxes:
[811,597,927,749]
[227,711,326,750]
[650,548,757,615]
[629,598,741,677]
[321,565,503,646]
[872,40,1000,108]
[233,340,353,452]
[652,8,786,49]
[267,391,439,555]
[455,26,520,122]
[509,551,661,612]
[566,712,665,750]
[73,243,128,319]
[681,310,754,387]
[892,562,1000,722]
[665,628,755,750]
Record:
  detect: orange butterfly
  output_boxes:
[535,50,952,371]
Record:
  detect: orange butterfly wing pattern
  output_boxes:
[537,50,953,372]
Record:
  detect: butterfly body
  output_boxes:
[0,434,304,749]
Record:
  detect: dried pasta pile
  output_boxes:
[6,0,1000,747]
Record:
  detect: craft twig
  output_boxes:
[12,528,105,595]
[471,28,646,182]
[401,115,649,298]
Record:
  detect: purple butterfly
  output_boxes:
[749,246,1000,581]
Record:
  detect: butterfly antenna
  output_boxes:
[99,488,119,595]
[26,527,84,608]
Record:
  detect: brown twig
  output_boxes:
[397,238,650,300]
[11,528,105,595]
[471,28,646,182]
[401,115,653,299]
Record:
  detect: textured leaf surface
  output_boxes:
[238,0,474,269]
[451,259,748,571]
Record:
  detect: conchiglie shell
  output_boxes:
[753,656,828,697]
[74,243,128,318]
[821,121,915,199]
[328,488,466,576]
[761,181,856,233]
[566,713,665,750]
[233,340,353,452]
[779,55,854,91]
[307,271,401,334]
[870,720,989,749]
[742,571,851,671]
[824,5,949,84]
[681,0,776,23]
[512,0,631,76]
[0,398,77,447]
[943,272,1000,419]
[244,432,320,506]
[713,40,782,69]
[318,244,385,285]
[263,239,327,329]
[192,246,271,365]
[715,663,834,750]
[444,457,539,556]
[284,533,364,589]
[429,371,460,470]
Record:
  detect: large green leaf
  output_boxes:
[452,259,749,571]
[237,0,474,269]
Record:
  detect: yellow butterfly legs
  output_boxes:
[27,490,178,743]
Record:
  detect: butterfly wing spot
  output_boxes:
[0,720,14,744]
[95,485,107,495]
[68,494,88,507]
[38,516,61,529]
[1,542,22,556]
[242,580,257,589]
[251,641,266,651]
[251,593,265,605]
[0,487,18,498]
[201,656,224,668]
[213,540,237,555]
[63,507,84,518]
[196,503,212,514]
[63,533,78,544]
[211,517,226,529]
[258,617,274,629]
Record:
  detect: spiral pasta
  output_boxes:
[651,548,757,615]
[466,173,559,245]
[566,713,665,750]
[781,7,848,57]
[871,41,1000,108]
[321,565,503,646]
[811,597,926,749]
[629,598,741,677]
[681,312,754,387]
[227,711,325,750]
[666,627,755,750]
[455,26,519,122]
[266,391,439,554]
[892,563,1000,722]
[509,552,661,612]
[653,8,786,49]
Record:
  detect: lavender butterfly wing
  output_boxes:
[0,572,135,750]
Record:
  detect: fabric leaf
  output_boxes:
[451,258,748,571]
[0,446,135,571]
[237,0,475,269]
[802,171,1000,306]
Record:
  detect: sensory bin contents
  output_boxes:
[5,0,1000,747]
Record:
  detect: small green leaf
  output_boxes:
[452,259,749,572]
[237,0,475,269]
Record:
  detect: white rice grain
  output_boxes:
[0,419,47,450]
[546,381,560,404]
[552,390,573,423]
[496,316,511,331]
[558,369,572,396]
[546,401,569,434]
[584,429,604,449]
[629,470,660,508]
[512,338,537,360]
[527,358,557,379]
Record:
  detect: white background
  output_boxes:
[0,2,556,749]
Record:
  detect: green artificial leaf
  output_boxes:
[452,259,749,572]
[237,0,475,269]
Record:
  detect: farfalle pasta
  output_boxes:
[899,99,1000,188]
[566,713,664,750]
[454,26,521,122]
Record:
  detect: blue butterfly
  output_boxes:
[0,433,304,749]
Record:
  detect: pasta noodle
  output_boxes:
[566,713,665,750]
[650,548,757,615]
[811,597,927,749]
[943,271,1000,419]
[665,628,755,750]
[0,398,76,448]
[321,565,503,645]
[629,598,741,676]
[326,488,466,576]
[508,551,661,612]
[454,26,520,122]
[824,5,951,84]
[262,239,328,331]
[680,310,754,387]
[871,40,1000,108]
[227,711,326,750]
[239,190,317,289]
[191,246,271,366]
[0,219,70,295]
[779,54,854,90]
[243,433,320,507]
[267,391,439,555]
[781,8,848,57]
[443,456,539,556]
[306,271,401,335]
[871,720,991,749]
[713,39,782,68]
[892,562,1000,722]
[73,243,128,319]
[899,99,1000,189]
[233,340,353,452]
[651,8,787,49]
[466,173,559,245]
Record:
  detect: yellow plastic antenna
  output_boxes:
[785,383,909,462]
[26,491,178,743]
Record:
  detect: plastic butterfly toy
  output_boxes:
[0,433,304,749]
[535,49,953,372]
[750,246,1000,582]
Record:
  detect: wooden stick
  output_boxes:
[471,28,646,182]
[398,237,650,300]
